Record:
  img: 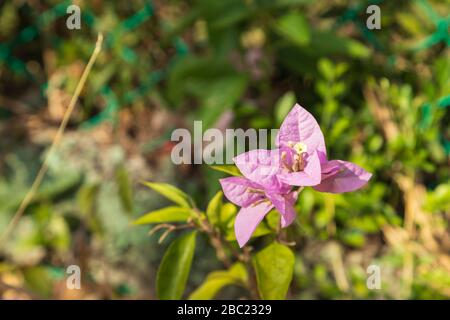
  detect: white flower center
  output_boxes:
[283,142,308,172]
[293,142,307,155]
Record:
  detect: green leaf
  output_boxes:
[340,229,366,248]
[156,231,197,299]
[219,202,237,229]
[206,191,223,226]
[275,12,310,46]
[424,183,450,212]
[115,165,133,214]
[266,209,281,230]
[318,58,335,80]
[209,165,242,176]
[189,263,247,300]
[309,30,371,58]
[275,91,296,126]
[142,181,193,208]
[77,183,99,216]
[132,206,193,225]
[252,242,295,299]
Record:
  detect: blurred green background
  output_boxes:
[0,0,449,299]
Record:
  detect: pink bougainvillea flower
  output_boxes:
[219,103,372,247]
[276,104,372,193]
[232,106,325,189]
[219,176,297,247]
[275,104,326,186]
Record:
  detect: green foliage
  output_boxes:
[219,203,238,232]
[424,183,450,212]
[209,165,242,176]
[142,181,194,208]
[275,12,310,46]
[189,263,247,300]
[253,242,295,300]
[23,266,53,298]
[115,165,134,214]
[206,191,223,226]
[133,207,193,225]
[167,56,248,128]
[156,231,197,300]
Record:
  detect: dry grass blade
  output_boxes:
[0,33,104,248]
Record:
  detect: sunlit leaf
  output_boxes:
[132,206,193,225]
[424,183,450,212]
[209,165,242,176]
[206,191,223,226]
[219,202,237,230]
[253,242,295,299]
[189,263,247,299]
[142,181,193,208]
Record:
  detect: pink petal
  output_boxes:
[313,160,372,193]
[266,191,299,228]
[320,160,341,179]
[219,177,264,207]
[233,149,283,190]
[276,103,327,161]
[235,201,274,247]
[277,150,322,186]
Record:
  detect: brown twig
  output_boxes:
[149,223,194,244]
[242,246,259,299]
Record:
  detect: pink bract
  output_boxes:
[220,103,372,247]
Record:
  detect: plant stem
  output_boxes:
[192,209,232,267]
[243,247,259,299]
[192,208,261,298]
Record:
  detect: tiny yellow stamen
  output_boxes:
[298,155,305,171]
[293,142,307,154]
[251,198,270,207]
[281,151,290,170]
[247,187,265,194]
[292,155,300,172]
